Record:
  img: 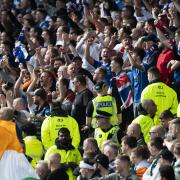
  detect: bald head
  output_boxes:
[48,153,61,171]
[0,107,14,121]
[127,123,141,138]
[141,99,157,116]
[142,99,153,111]
[48,153,61,164]
[35,160,49,180]
[13,98,26,111]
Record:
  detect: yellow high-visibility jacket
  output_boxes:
[132,114,155,144]
[94,126,120,148]
[44,145,81,180]
[24,136,44,168]
[92,95,118,127]
[141,82,178,125]
[41,115,80,150]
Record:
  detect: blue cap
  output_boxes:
[144,34,158,43]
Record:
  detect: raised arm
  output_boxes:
[34,47,45,67]
[142,0,152,13]
[26,69,39,108]
[173,0,180,13]
[76,31,93,56]
[167,60,180,71]
[57,77,67,103]
[127,49,143,71]
[14,69,29,98]
[84,40,95,65]
[108,32,118,50]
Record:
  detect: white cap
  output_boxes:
[79,161,95,170]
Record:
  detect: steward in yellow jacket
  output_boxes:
[41,104,80,150]
[22,123,44,168]
[141,67,178,125]
[132,99,156,143]
[44,128,81,180]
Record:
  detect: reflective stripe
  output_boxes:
[94,126,120,148]
[92,95,118,128]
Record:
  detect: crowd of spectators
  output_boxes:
[1,0,180,180]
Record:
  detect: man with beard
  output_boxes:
[27,88,50,139]
[85,45,112,85]
[45,127,81,180]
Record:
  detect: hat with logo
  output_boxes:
[94,81,107,91]
[95,154,109,169]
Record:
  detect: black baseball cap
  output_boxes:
[144,34,158,43]
[31,88,47,99]
[95,154,109,169]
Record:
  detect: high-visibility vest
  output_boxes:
[24,136,44,168]
[94,126,120,148]
[141,82,178,125]
[92,95,118,128]
[45,145,81,180]
[132,114,155,144]
[41,115,80,150]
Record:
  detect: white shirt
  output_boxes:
[76,37,104,73]
[143,162,160,180]
[134,7,152,22]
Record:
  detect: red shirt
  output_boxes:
[156,49,174,85]
[65,89,75,102]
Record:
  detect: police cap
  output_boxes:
[95,110,112,119]
[94,81,107,91]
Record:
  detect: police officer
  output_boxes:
[85,81,121,130]
[94,110,122,149]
